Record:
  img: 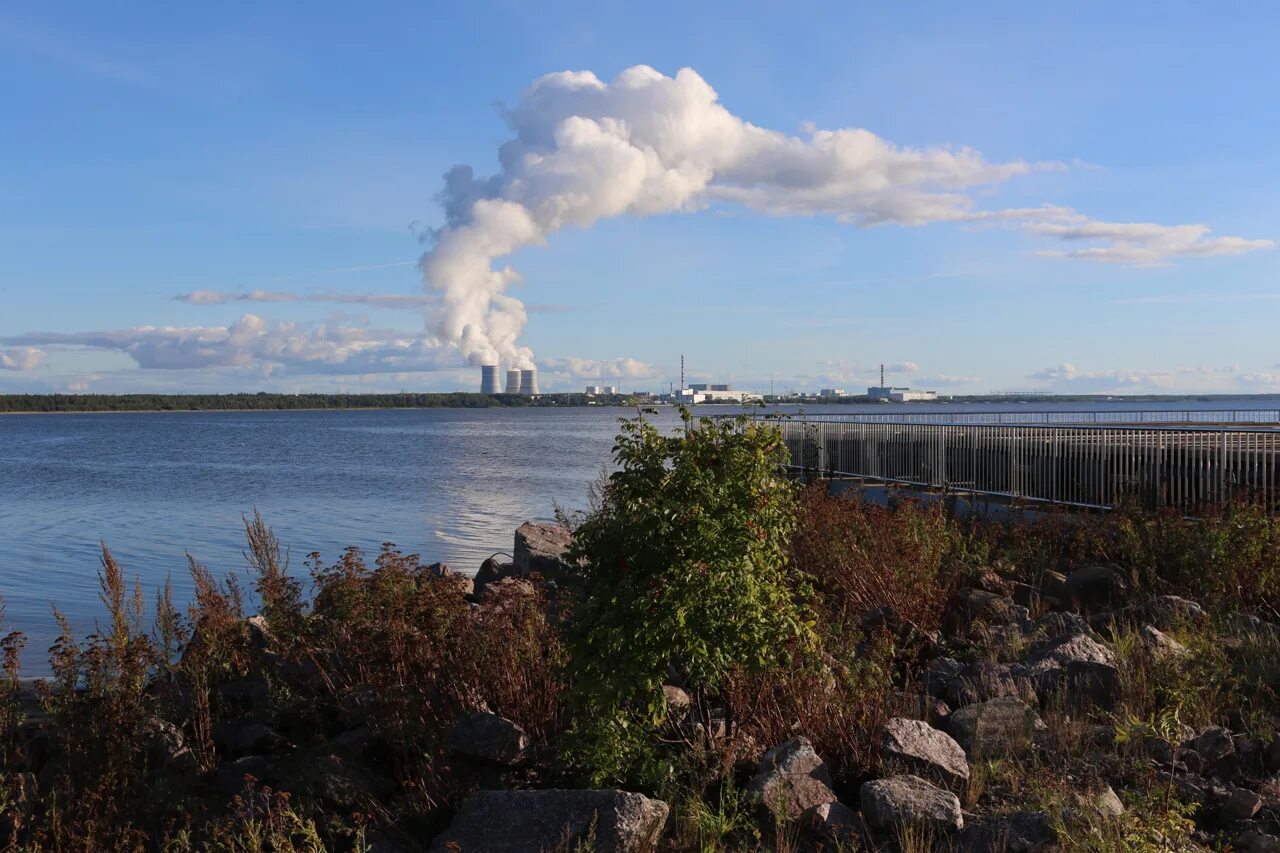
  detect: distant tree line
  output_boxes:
[0,392,630,413]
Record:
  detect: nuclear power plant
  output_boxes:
[479,364,539,396]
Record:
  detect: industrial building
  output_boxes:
[480,365,539,396]
[675,383,763,404]
[585,385,618,395]
[868,386,936,402]
[819,388,847,398]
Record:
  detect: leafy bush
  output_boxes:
[563,409,816,786]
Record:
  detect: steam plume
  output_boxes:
[420,64,1268,365]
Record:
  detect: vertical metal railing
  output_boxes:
[766,417,1279,512]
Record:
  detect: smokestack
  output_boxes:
[505,369,520,394]
[518,368,539,396]
[480,364,500,394]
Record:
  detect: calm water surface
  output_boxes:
[2,399,1277,671]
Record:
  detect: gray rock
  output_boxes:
[953,811,1058,851]
[1141,595,1206,629]
[1039,570,1070,608]
[447,711,529,766]
[1026,630,1120,708]
[513,521,574,577]
[1086,785,1125,818]
[927,658,1037,708]
[860,774,963,832]
[803,801,859,845]
[473,556,515,598]
[1140,625,1190,659]
[1194,726,1235,764]
[946,588,1030,634]
[945,696,1044,758]
[1064,565,1126,609]
[1221,787,1262,823]
[1235,829,1280,853]
[881,718,970,789]
[138,717,196,774]
[429,789,669,853]
[749,736,837,822]
[1030,611,1091,642]
[1026,631,1116,671]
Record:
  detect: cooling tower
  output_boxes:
[518,368,539,396]
[505,370,521,394]
[480,364,500,394]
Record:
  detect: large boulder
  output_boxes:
[1025,630,1120,708]
[945,697,1044,758]
[429,789,669,853]
[1063,565,1126,610]
[881,718,970,789]
[860,774,963,833]
[513,522,574,577]
[447,711,529,766]
[749,736,837,822]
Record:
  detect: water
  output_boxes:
[2,398,1277,672]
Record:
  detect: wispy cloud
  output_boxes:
[1109,293,1280,306]
[1026,214,1273,267]
[0,347,44,371]
[176,290,433,309]
[0,15,154,88]
[175,289,575,315]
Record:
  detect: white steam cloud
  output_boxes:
[420,64,1270,368]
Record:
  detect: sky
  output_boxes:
[2,1,1278,396]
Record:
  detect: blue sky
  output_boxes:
[2,1,1278,395]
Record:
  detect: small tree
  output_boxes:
[564,408,815,785]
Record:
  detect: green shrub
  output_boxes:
[563,409,816,786]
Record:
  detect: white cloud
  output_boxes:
[0,347,44,371]
[1,315,457,375]
[1028,363,1279,393]
[916,374,981,386]
[540,356,659,380]
[1027,213,1273,266]
[1110,293,1280,306]
[177,289,433,309]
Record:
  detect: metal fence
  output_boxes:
[758,418,1280,512]
[756,409,1280,426]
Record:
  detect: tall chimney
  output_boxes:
[480,364,500,394]
[505,369,521,394]
[518,368,539,396]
